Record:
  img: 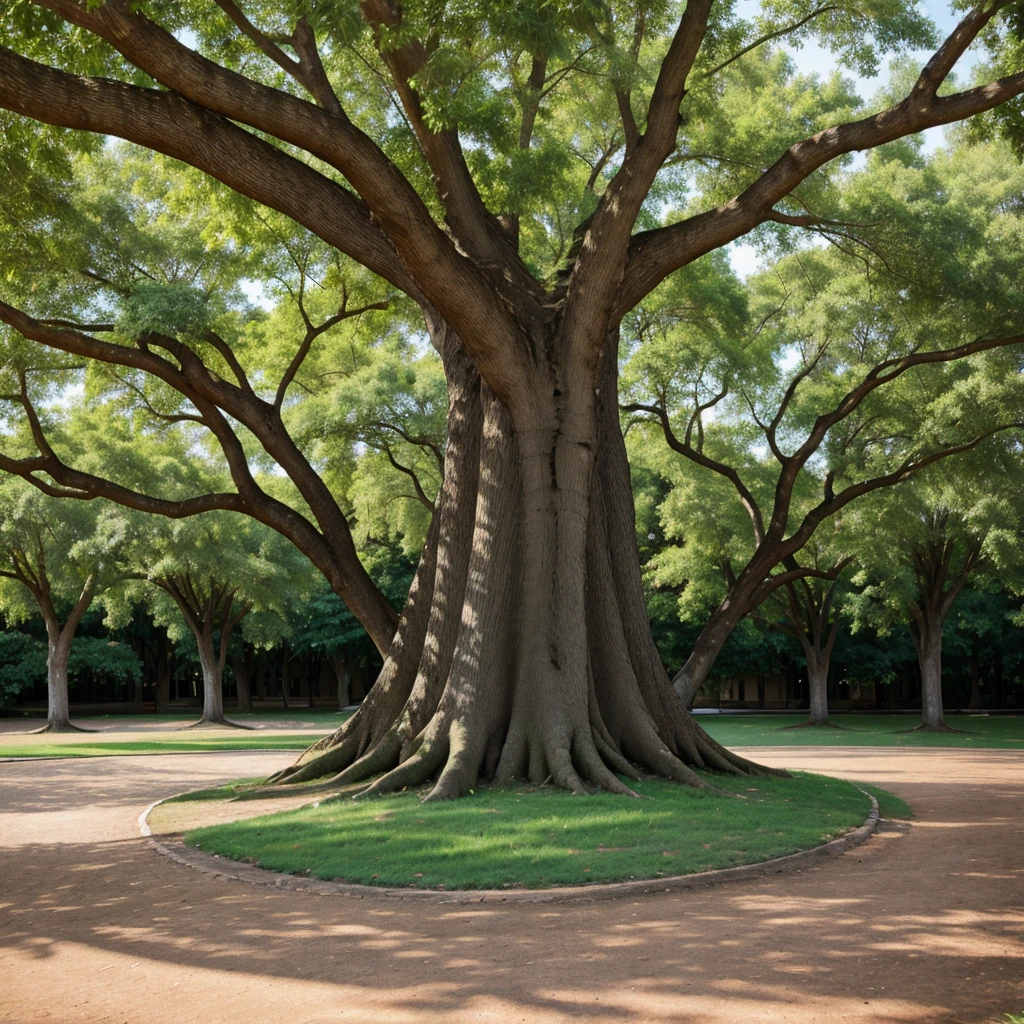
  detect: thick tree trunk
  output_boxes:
[911,612,946,730]
[268,333,782,799]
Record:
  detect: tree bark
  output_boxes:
[40,577,95,732]
[268,334,784,798]
[44,623,74,732]
[195,627,228,725]
[805,647,830,726]
[672,561,772,706]
[911,611,946,730]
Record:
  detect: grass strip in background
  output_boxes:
[697,714,1024,749]
[2,712,1018,759]
[0,736,320,758]
[183,771,882,890]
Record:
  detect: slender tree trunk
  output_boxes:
[672,568,768,706]
[232,655,252,712]
[911,611,946,730]
[672,607,742,707]
[195,628,228,725]
[44,623,74,732]
[268,332,783,798]
[805,648,830,726]
[39,578,94,732]
[331,655,348,707]
[281,645,290,709]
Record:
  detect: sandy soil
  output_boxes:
[0,746,1021,1024]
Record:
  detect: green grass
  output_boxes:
[1002,1014,1024,1024]
[164,778,267,802]
[697,713,1024,749]
[3,709,346,727]
[0,736,321,758]
[851,781,912,820]
[2,711,1018,759]
[183,771,880,890]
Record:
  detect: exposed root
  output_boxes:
[358,740,448,798]
[19,722,97,734]
[181,717,256,730]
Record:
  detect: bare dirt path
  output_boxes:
[0,748,1021,1024]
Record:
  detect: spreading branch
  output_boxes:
[618,3,1024,315]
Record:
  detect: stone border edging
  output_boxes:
[140,788,880,905]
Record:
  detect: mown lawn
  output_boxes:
[697,713,1024,748]
[0,735,322,758]
[183,771,898,890]
[1,711,1019,758]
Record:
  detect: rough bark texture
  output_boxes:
[911,612,946,730]
[0,3,1019,795]
[36,578,95,732]
[805,647,831,727]
[906,518,982,731]
[269,334,785,799]
[195,628,227,725]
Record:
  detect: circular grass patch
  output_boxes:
[180,771,886,890]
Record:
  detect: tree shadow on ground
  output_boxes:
[0,750,1022,1023]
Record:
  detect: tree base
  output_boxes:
[261,339,788,801]
[22,722,99,734]
[181,717,258,730]
[904,722,970,734]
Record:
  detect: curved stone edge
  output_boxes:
[141,788,880,905]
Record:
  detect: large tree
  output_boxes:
[1,0,1023,797]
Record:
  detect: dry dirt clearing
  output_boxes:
[0,747,1021,1024]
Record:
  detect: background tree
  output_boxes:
[947,590,1018,709]
[0,0,1021,797]
[0,475,128,730]
[756,540,853,727]
[113,510,309,726]
[623,135,1024,706]
[848,444,1024,730]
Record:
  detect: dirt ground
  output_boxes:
[1,747,1021,1024]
